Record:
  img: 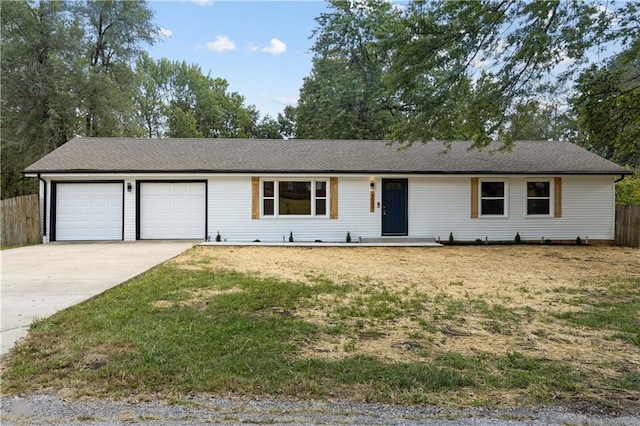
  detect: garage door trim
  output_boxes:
[136,180,208,240]
[51,180,125,242]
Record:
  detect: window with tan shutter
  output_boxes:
[258,178,331,217]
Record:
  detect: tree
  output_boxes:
[616,171,640,206]
[134,54,171,138]
[253,115,283,139]
[571,41,640,168]
[1,0,157,198]
[1,0,83,198]
[296,0,401,139]
[73,0,157,137]
[383,0,639,148]
[162,60,258,138]
[277,106,297,139]
[500,100,572,141]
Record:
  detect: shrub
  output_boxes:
[289,231,294,242]
[346,231,351,243]
[616,170,640,206]
[215,232,221,242]
[449,232,454,244]
[515,232,521,243]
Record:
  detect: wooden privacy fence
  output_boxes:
[616,205,640,247]
[1,194,40,247]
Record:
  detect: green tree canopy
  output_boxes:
[296,0,639,152]
[384,0,638,148]
[1,1,84,197]
[296,0,400,139]
[136,59,260,138]
[1,0,157,198]
[571,41,640,168]
[73,0,157,136]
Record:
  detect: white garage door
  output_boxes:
[139,182,206,239]
[55,183,123,241]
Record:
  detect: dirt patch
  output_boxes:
[80,342,135,371]
[152,287,244,309]
[170,245,640,379]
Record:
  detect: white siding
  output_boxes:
[408,175,616,241]
[207,176,380,242]
[37,173,617,243]
[123,179,136,241]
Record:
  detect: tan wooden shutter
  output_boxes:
[251,177,259,219]
[471,177,479,218]
[554,177,562,218]
[330,177,338,219]
[370,180,375,213]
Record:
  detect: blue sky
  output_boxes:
[148,1,330,119]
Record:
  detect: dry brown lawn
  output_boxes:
[171,245,640,389]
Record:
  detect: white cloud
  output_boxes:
[206,35,236,52]
[158,27,173,39]
[261,38,287,55]
[189,0,213,6]
[275,96,298,106]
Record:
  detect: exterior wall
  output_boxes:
[209,175,379,242]
[208,174,616,242]
[123,179,136,241]
[36,173,617,242]
[407,175,616,241]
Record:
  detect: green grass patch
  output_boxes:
[605,372,640,391]
[553,277,640,347]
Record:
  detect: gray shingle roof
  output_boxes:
[24,137,630,175]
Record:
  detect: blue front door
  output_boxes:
[382,179,408,236]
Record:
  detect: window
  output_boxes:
[262,180,328,217]
[480,181,506,216]
[263,181,275,215]
[527,181,551,215]
[315,181,327,215]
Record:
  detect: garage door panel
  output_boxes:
[55,183,123,241]
[140,182,205,240]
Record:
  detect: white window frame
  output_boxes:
[525,179,554,217]
[261,179,329,218]
[479,179,508,218]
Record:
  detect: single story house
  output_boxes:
[24,137,630,244]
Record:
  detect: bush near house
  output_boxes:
[616,169,640,206]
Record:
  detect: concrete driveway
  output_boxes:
[0,241,195,358]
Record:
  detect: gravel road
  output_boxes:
[2,394,639,425]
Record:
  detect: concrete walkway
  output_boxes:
[0,241,194,358]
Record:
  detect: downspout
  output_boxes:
[38,173,47,242]
[613,174,625,243]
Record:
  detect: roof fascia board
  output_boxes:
[25,169,632,176]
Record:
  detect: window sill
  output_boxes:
[261,216,330,219]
